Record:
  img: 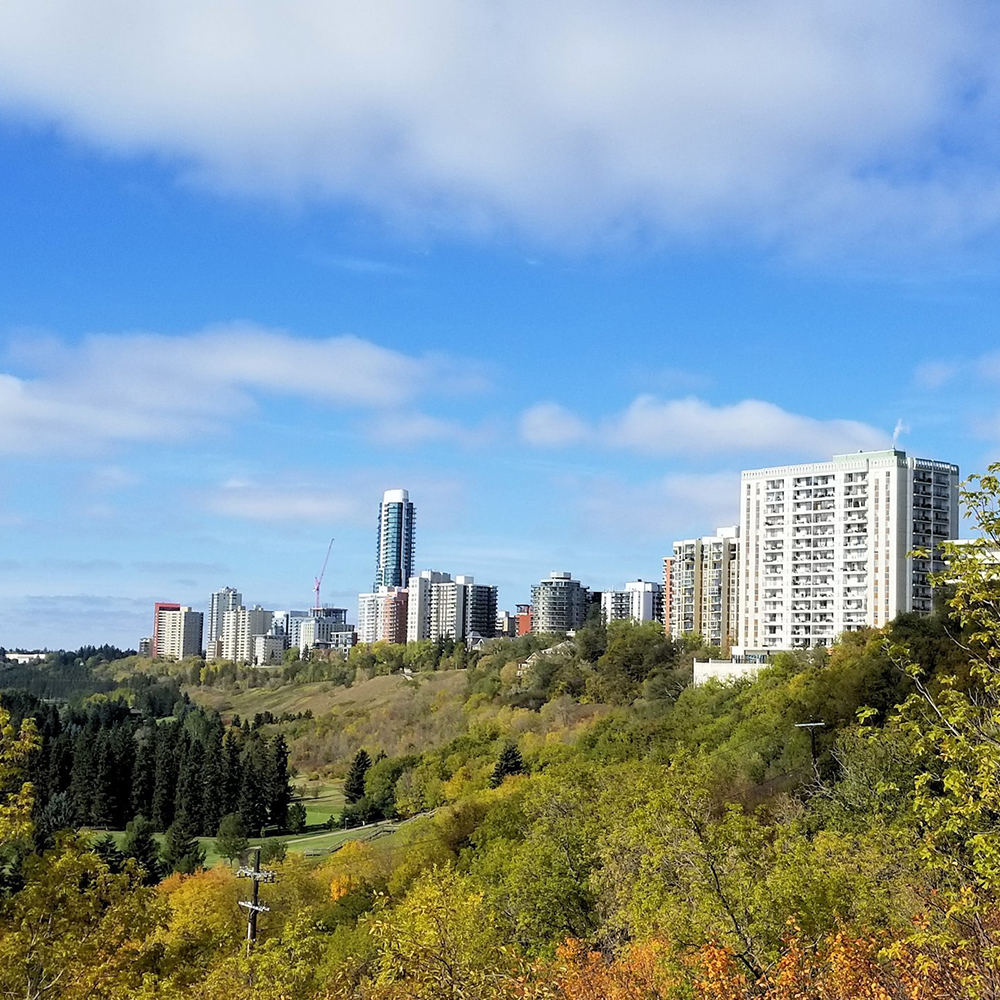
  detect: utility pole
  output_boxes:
[794,721,826,773]
[236,846,276,955]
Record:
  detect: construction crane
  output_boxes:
[314,537,334,611]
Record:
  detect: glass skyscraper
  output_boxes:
[374,488,415,589]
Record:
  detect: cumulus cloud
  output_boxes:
[0,324,485,455]
[0,2,997,252]
[520,395,889,457]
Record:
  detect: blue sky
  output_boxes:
[2,1,1000,649]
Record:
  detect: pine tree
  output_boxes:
[131,733,155,822]
[215,812,249,865]
[222,728,242,818]
[68,730,96,826]
[162,819,206,874]
[90,732,117,829]
[91,833,124,873]
[344,749,372,804]
[174,737,204,834]
[266,735,291,830]
[151,724,179,831]
[201,732,225,837]
[121,814,162,885]
[490,743,526,787]
[238,735,268,835]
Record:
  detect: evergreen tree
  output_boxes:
[215,812,249,865]
[201,732,225,837]
[68,730,96,826]
[287,801,307,833]
[151,724,179,831]
[121,814,162,885]
[344,749,372,804]
[91,833,124,873]
[33,791,75,851]
[162,819,205,874]
[110,726,135,828]
[266,735,291,830]
[90,732,117,829]
[490,743,526,787]
[222,728,242,818]
[174,737,205,834]
[238,736,269,835]
[131,734,155,821]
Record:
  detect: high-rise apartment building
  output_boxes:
[669,527,740,648]
[358,587,409,644]
[737,449,959,651]
[152,605,203,659]
[374,489,416,590]
[208,587,241,646]
[298,612,355,654]
[531,571,590,634]
[601,580,664,625]
[404,571,497,642]
[152,602,180,657]
[221,605,273,662]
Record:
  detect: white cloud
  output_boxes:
[520,402,590,447]
[520,395,889,457]
[364,411,493,448]
[0,324,485,455]
[205,483,365,524]
[578,470,739,542]
[914,361,959,390]
[203,470,466,526]
[0,2,997,252]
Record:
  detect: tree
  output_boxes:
[490,743,526,787]
[344,749,372,804]
[91,832,124,873]
[260,838,288,863]
[266,734,292,830]
[0,704,38,854]
[287,801,307,833]
[121,814,162,885]
[215,812,249,865]
[163,819,206,874]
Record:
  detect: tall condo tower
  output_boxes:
[374,488,416,590]
[208,586,242,646]
[737,449,959,652]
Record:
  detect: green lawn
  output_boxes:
[293,779,346,829]
[96,817,393,869]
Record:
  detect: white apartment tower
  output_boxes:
[738,449,959,652]
[601,580,664,624]
[221,605,273,663]
[669,527,740,648]
[207,586,241,646]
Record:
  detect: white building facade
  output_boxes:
[207,587,241,646]
[221,605,273,663]
[737,449,959,652]
[601,580,664,624]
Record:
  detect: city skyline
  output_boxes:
[3,5,1000,648]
